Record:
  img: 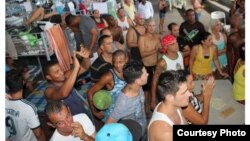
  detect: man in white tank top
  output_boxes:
[117,7,134,50]
[151,34,184,109]
[148,70,192,141]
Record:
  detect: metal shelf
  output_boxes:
[9,28,53,61]
[7,27,54,80]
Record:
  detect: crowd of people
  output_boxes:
[6,0,245,141]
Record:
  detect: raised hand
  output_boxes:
[75,44,90,59]
[201,76,215,100]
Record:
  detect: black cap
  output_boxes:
[119,119,143,141]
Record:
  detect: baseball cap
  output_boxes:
[96,123,133,141]
[119,119,143,141]
[93,90,112,110]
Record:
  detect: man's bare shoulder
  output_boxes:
[100,71,113,83]
[44,86,56,99]
[149,120,172,141]
[149,120,172,131]
[153,33,161,39]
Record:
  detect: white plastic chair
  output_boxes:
[211,11,226,25]
[167,0,173,11]
[173,0,185,9]
[210,11,231,34]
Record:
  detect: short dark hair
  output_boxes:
[113,49,126,58]
[157,70,187,101]
[45,100,66,117]
[6,70,23,94]
[200,31,211,42]
[98,35,111,47]
[43,61,59,77]
[168,22,178,31]
[177,69,191,79]
[123,61,144,84]
[117,7,124,13]
[50,15,62,24]
[65,14,76,26]
[185,9,194,16]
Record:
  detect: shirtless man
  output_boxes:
[230,14,242,33]
[138,18,161,115]
[230,0,245,19]
[151,35,184,109]
[227,19,245,80]
[106,15,124,45]
[126,13,146,61]
[44,47,91,116]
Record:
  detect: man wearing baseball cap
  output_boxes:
[151,34,184,109]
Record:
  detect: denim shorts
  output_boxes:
[159,12,166,19]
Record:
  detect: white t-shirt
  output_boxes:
[5,99,40,141]
[138,1,154,19]
[50,113,95,141]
